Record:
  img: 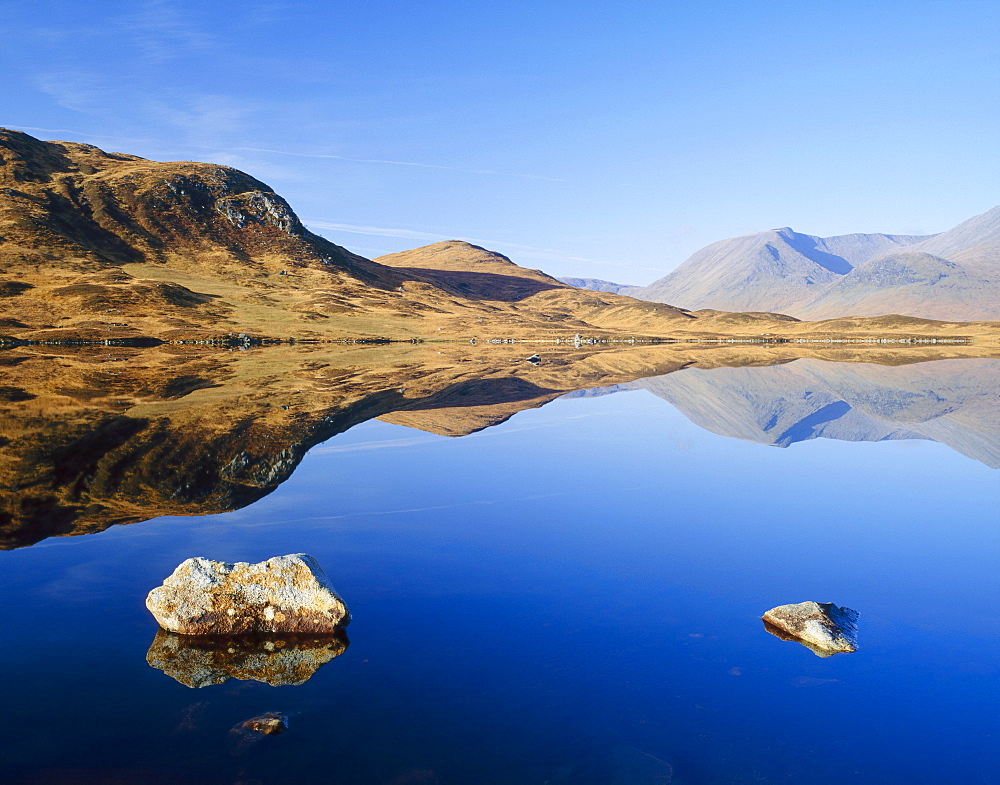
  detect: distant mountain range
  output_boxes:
[564,208,1000,321]
[556,277,638,295]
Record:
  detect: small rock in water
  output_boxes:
[762,601,859,657]
[146,554,350,635]
[228,712,291,756]
[241,712,289,735]
[525,354,541,364]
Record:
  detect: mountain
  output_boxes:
[631,228,930,314]
[1,129,993,344]
[0,129,746,343]
[629,208,1000,321]
[906,206,1000,274]
[796,251,1000,321]
[796,208,1000,320]
[557,277,639,295]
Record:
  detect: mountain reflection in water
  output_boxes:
[0,344,996,549]
[632,357,1000,467]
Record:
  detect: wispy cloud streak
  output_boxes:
[1,124,563,182]
[233,146,565,182]
[119,0,215,64]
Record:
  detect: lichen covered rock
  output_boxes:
[146,629,348,687]
[146,554,350,635]
[762,601,859,657]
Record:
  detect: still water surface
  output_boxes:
[1,356,998,784]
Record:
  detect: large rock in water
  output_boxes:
[762,601,859,657]
[146,554,350,635]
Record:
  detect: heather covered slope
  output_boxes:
[373,240,701,335]
[0,130,736,342]
[0,128,406,341]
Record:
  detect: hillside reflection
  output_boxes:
[0,343,996,549]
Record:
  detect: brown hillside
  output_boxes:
[1,129,996,346]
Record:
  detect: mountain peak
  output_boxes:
[628,213,994,319]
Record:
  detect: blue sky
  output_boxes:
[2,0,998,283]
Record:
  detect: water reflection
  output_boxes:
[0,344,996,548]
[636,358,1000,467]
[762,621,842,658]
[146,629,349,687]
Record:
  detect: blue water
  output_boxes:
[1,385,998,784]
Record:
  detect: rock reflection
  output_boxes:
[762,620,843,658]
[146,629,349,687]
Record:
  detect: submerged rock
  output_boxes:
[240,712,289,735]
[228,712,291,756]
[762,601,859,657]
[146,629,349,687]
[146,554,350,635]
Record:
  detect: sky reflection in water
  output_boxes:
[0,360,997,785]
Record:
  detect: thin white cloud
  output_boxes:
[305,221,450,244]
[233,146,565,182]
[31,72,112,114]
[0,125,164,147]
[146,93,255,148]
[1,123,563,182]
[119,0,215,64]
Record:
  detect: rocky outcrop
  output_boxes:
[145,554,350,635]
[762,601,859,657]
[146,629,348,687]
